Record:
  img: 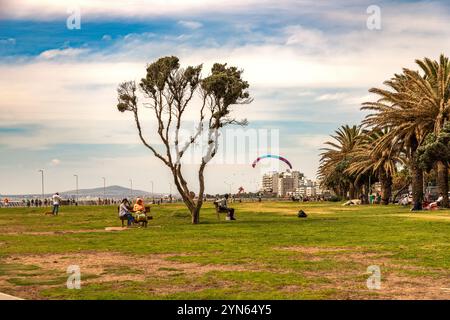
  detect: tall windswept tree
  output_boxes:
[116,56,252,224]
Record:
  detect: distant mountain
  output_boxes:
[1,185,165,199]
[60,185,152,198]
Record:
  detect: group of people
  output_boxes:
[119,198,149,227]
[399,192,446,210]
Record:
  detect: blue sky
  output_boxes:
[1,0,450,194]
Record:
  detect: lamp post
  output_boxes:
[102,177,106,200]
[129,179,133,200]
[73,174,79,203]
[224,181,232,195]
[150,180,154,202]
[38,169,44,201]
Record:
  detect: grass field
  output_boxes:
[0,202,449,300]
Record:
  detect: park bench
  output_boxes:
[118,205,152,228]
[213,202,230,220]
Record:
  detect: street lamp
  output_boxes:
[129,179,133,200]
[38,169,44,201]
[102,177,106,199]
[73,174,79,203]
[150,180,154,202]
[224,181,232,195]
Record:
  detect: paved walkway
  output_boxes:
[0,292,23,300]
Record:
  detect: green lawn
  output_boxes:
[0,202,449,300]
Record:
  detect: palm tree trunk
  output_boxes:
[411,162,423,211]
[380,173,392,205]
[381,176,392,205]
[437,161,449,208]
[349,183,356,199]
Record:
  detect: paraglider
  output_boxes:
[251,155,293,169]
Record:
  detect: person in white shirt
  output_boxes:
[215,194,236,220]
[119,198,134,227]
[52,192,62,215]
[428,193,444,210]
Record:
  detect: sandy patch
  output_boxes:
[391,213,450,222]
[1,251,253,296]
[274,246,450,299]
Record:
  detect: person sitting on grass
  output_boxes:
[119,198,134,227]
[426,193,444,210]
[215,194,236,220]
[133,198,147,224]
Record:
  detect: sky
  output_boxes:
[1,0,450,195]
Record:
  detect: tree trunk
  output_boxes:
[379,172,392,205]
[191,206,200,224]
[411,162,423,211]
[349,183,356,199]
[437,161,449,208]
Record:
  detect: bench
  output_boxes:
[213,202,229,220]
[118,205,152,227]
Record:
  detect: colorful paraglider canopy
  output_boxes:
[251,154,293,169]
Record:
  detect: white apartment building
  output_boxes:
[261,170,306,197]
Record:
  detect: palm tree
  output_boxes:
[410,55,450,207]
[318,125,362,199]
[346,129,403,204]
[362,72,428,210]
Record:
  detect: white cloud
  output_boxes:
[0,0,294,20]
[316,93,348,102]
[178,20,203,30]
[0,38,16,45]
[50,158,61,166]
[285,25,326,50]
[38,48,89,59]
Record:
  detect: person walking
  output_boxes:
[51,192,62,215]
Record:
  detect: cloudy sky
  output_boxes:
[1,0,450,195]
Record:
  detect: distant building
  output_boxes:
[261,170,305,197]
[306,186,316,197]
[278,176,294,197]
[260,170,336,198]
[262,172,279,194]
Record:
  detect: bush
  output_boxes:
[328,196,342,202]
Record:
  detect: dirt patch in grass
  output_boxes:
[391,213,450,222]
[274,246,450,299]
[0,251,254,298]
[5,252,252,277]
[276,246,352,254]
[1,229,105,236]
[1,226,164,236]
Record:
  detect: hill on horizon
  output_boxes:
[1,185,159,199]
